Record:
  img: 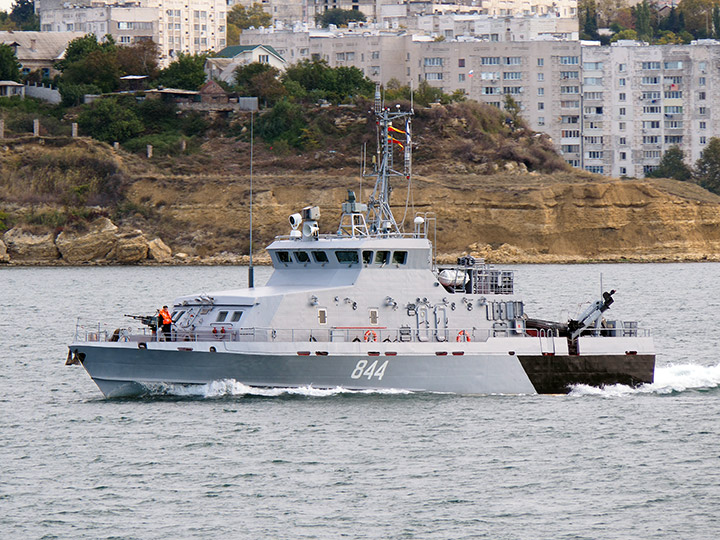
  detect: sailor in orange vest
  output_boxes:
[159,305,172,341]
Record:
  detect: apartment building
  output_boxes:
[581,40,718,178]
[36,0,228,65]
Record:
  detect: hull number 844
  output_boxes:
[350,359,389,380]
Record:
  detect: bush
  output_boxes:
[78,97,144,143]
[255,100,307,148]
[123,132,185,156]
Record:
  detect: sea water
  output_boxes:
[1,264,719,539]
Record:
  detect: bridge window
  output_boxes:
[335,250,359,264]
[277,251,290,263]
[216,311,228,322]
[294,251,310,263]
[231,311,243,322]
[392,251,407,264]
[375,251,390,265]
[362,250,373,264]
[318,309,327,325]
[312,251,328,263]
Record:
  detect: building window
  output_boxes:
[538,117,545,126]
[583,61,603,70]
[537,58,544,66]
[619,122,626,130]
[424,57,443,66]
[699,76,706,86]
[619,107,626,116]
[481,57,500,65]
[619,92,626,101]
[700,121,707,129]
[559,56,579,65]
[505,57,521,65]
[618,63,626,72]
[537,73,544,82]
[458,74,465,82]
[425,73,443,80]
[458,58,465,68]
[560,86,579,94]
[701,136,707,144]
[538,102,544,110]
[619,137,626,145]
[620,167,627,175]
[259,55,269,63]
[560,71,579,79]
[699,91,706,100]
[641,61,661,70]
[620,152,626,160]
[537,88,544,96]
[619,78,626,86]
[700,107,707,115]
[503,72,522,80]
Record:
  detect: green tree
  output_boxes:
[413,80,445,106]
[158,53,207,90]
[255,99,307,148]
[9,0,38,31]
[234,62,286,107]
[610,28,638,42]
[633,0,654,41]
[282,59,373,103]
[62,49,121,93]
[646,146,692,181]
[694,137,720,194]
[316,8,367,28]
[228,3,272,29]
[0,43,21,81]
[78,97,144,143]
[580,0,599,40]
[503,93,522,126]
[56,34,116,72]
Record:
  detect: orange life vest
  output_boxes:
[159,309,172,325]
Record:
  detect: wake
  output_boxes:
[569,362,720,397]
[141,379,413,398]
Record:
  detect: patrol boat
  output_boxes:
[67,101,655,397]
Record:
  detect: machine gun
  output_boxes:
[567,290,615,340]
[124,314,158,330]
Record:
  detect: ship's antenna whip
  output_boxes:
[248,109,254,288]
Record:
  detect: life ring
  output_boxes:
[212,327,223,340]
[456,330,471,342]
[364,330,378,342]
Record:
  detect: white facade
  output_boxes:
[36,0,228,65]
[580,40,718,178]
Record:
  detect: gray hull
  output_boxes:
[70,339,655,397]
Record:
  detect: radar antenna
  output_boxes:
[365,84,413,236]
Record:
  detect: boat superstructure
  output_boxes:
[68,98,655,397]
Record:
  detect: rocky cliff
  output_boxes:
[121,170,720,264]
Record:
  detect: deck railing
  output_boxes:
[74,320,650,344]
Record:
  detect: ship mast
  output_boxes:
[365,85,413,236]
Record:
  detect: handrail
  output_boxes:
[73,321,651,344]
